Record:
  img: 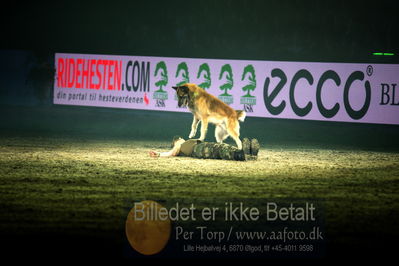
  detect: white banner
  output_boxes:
[54,53,399,125]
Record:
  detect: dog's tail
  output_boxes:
[236,110,246,122]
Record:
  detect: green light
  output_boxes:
[372,52,394,56]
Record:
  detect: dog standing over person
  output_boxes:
[172,83,246,150]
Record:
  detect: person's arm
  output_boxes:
[149,141,182,157]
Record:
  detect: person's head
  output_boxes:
[171,135,185,148]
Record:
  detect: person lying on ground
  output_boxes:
[149,136,259,161]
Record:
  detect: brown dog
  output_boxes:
[172,83,246,149]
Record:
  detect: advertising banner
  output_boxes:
[54,53,399,125]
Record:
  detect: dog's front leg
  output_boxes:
[199,118,209,141]
[189,116,200,138]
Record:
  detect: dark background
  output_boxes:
[1,0,398,63]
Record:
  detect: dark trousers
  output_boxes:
[191,142,240,160]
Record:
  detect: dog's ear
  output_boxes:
[172,86,178,91]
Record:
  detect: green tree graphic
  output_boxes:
[218,64,234,96]
[241,64,256,97]
[175,62,190,86]
[197,63,211,89]
[154,61,168,92]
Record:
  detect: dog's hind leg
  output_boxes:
[227,119,242,150]
[215,124,229,143]
[189,116,200,138]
